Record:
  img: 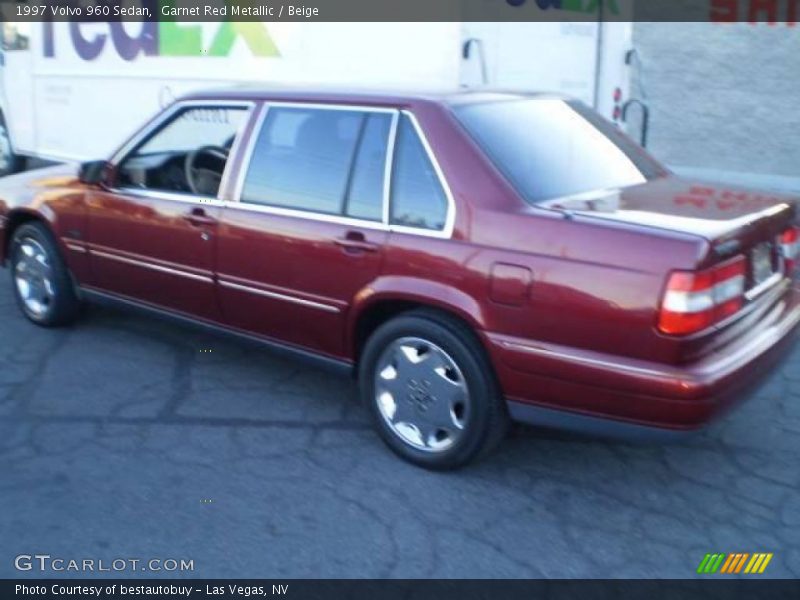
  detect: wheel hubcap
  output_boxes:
[14,238,54,318]
[374,337,470,453]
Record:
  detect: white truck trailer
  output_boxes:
[0,20,635,174]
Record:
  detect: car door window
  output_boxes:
[117,106,249,198]
[344,114,392,221]
[390,115,448,231]
[240,107,391,220]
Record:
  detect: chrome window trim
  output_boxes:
[111,187,226,207]
[228,101,456,240]
[230,101,398,220]
[382,111,400,226]
[229,102,269,207]
[108,100,256,207]
[217,102,260,202]
[222,200,390,232]
[395,110,456,239]
[218,279,341,314]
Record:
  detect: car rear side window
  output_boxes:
[345,113,392,221]
[240,106,391,220]
[389,116,448,231]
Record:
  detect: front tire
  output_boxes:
[9,222,80,327]
[359,310,508,470]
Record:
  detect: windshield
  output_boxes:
[453,98,666,205]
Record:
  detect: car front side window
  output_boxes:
[116,106,249,198]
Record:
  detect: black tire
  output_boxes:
[359,309,509,470]
[0,112,24,177]
[9,222,80,327]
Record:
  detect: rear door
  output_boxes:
[215,103,394,358]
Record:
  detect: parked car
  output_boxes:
[1,88,798,469]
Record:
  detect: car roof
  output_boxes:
[181,85,569,109]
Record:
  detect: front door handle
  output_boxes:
[335,231,379,253]
[184,207,217,227]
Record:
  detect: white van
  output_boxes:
[0,20,634,174]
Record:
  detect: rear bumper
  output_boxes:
[487,282,800,436]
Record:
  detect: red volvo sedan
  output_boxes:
[1,88,798,469]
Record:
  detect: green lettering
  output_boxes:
[208,22,280,57]
[562,0,586,10]
[582,0,621,15]
[158,21,203,56]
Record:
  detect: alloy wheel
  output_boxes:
[374,336,471,452]
[14,237,55,318]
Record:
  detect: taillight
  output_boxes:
[780,226,799,274]
[658,256,746,336]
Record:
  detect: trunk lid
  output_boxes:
[543,176,797,294]
[542,176,795,239]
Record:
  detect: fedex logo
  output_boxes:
[43,21,279,61]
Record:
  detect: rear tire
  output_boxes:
[9,222,81,327]
[359,309,508,470]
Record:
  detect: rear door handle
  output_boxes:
[184,207,217,227]
[335,231,379,253]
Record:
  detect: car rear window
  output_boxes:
[452,98,665,205]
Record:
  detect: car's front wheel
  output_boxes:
[9,222,80,327]
[359,310,508,470]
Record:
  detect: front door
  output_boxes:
[216,104,395,358]
[85,103,252,320]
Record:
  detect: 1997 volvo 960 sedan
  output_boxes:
[1,88,799,468]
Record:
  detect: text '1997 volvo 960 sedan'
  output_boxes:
[1,88,798,469]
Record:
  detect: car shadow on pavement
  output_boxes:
[1,278,798,578]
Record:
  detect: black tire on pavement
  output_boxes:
[9,222,81,327]
[359,309,509,470]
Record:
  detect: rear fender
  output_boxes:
[347,276,487,357]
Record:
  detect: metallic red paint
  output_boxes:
[1,88,798,439]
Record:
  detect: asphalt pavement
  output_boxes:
[1,271,799,578]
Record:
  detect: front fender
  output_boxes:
[1,206,60,264]
[0,165,86,267]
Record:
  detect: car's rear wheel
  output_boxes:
[9,222,80,326]
[359,310,508,470]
